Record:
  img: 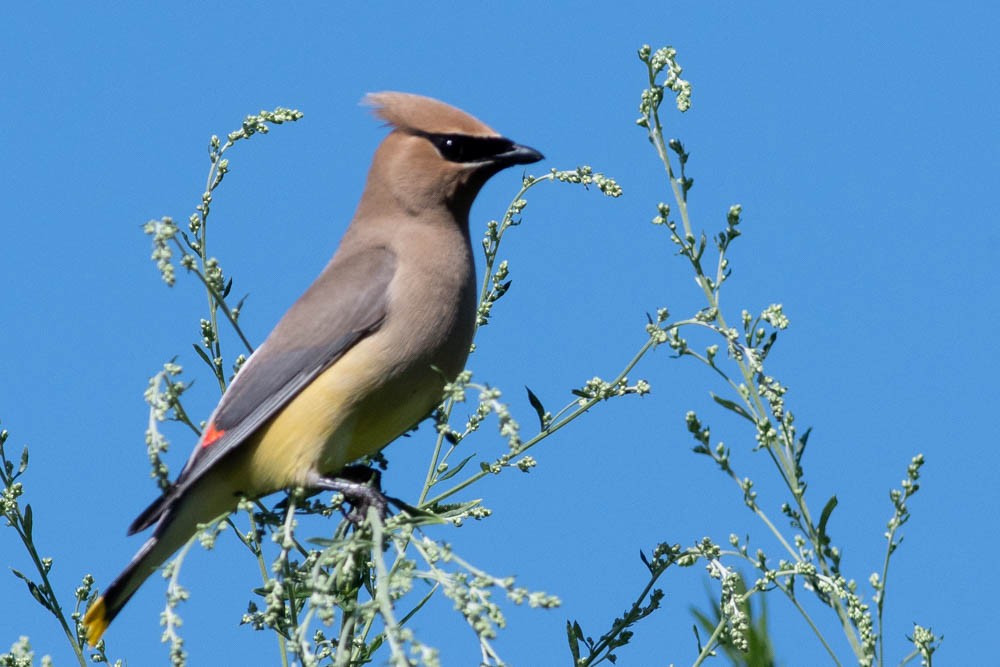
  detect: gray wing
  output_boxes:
[215,247,395,430]
[129,244,396,534]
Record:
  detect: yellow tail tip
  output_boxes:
[82,596,109,646]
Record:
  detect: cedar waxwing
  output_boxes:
[83,92,543,644]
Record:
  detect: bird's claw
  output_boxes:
[312,465,412,523]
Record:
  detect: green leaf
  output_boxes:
[760,331,778,360]
[27,579,52,611]
[232,294,249,319]
[429,499,483,520]
[525,386,546,430]
[566,620,581,661]
[436,454,474,482]
[691,623,705,654]
[391,511,446,529]
[365,635,384,656]
[192,343,215,371]
[398,586,437,626]
[19,445,29,475]
[12,569,52,612]
[817,495,838,545]
[22,503,32,538]
[796,427,813,466]
[709,392,754,422]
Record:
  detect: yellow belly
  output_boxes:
[240,334,443,492]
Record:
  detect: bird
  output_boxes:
[82,91,543,644]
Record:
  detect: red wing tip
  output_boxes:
[200,422,226,448]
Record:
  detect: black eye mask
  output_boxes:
[416,131,517,163]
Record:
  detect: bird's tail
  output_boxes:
[82,531,167,644]
[83,469,240,646]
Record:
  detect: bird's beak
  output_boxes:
[497,142,544,166]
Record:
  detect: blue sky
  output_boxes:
[2,2,996,665]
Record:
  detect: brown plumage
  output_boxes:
[368,91,499,135]
[83,92,543,644]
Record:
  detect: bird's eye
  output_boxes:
[421,133,514,163]
[441,137,462,160]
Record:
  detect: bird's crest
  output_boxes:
[364,91,497,137]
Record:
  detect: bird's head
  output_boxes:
[361,91,543,221]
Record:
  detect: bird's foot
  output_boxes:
[312,465,415,523]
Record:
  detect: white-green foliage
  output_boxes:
[560,44,940,667]
[0,48,940,667]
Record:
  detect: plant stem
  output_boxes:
[642,55,864,659]
[423,335,658,507]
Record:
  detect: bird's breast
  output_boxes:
[244,221,477,487]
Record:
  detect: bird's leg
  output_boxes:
[310,465,420,522]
